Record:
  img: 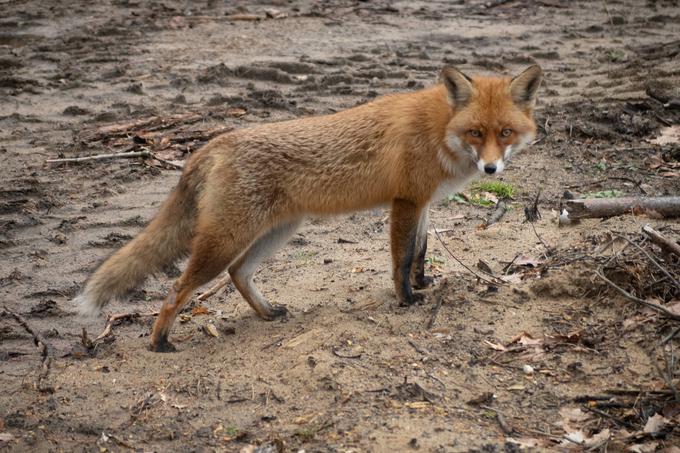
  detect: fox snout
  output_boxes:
[478,159,504,175]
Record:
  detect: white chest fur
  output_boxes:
[432,147,479,202]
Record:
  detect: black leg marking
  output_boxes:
[399,229,420,306]
[413,236,434,289]
[149,336,177,353]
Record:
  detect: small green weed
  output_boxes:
[473,181,516,199]
[425,255,445,266]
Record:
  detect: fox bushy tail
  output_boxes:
[76,177,198,315]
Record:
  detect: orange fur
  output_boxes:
[76,65,543,352]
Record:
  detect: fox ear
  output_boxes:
[440,67,474,107]
[510,65,543,109]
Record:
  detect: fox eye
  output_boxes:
[500,128,513,137]
[468,130,482,138]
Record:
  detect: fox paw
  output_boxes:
[263,304,289,321]
[149,339,177,353]
[399,292,426,307]
[413,275,434,290]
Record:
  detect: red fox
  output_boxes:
[77,65,543,352]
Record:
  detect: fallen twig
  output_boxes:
[582,405,636,429]
[662,326,680,344]
[564,196,680,220]
[432,228,504,286]
[427,279,448,329]
[616,234,680,291]
[407,339,430,356]
[47,149,183,169]
[594,270,680,321]
[486,199,508,227]
[149,152,184,170]
[643,224,680,257]
[529,220,551,254]
[94,311,159,343]
[94,113,203,137]
[1,306,53,393]
[428,293,444,330]
[46,151,152,164]
[198,274,232,301]
[604,388,675,396]
[644,342,680,402]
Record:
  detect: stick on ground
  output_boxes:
[594,270,680,321]
[486,199,508,227]
[642,224,680,257]
[1,306,53,393]
[94,311,159,342]
[198,274,232,301]
[47,151,152,164]
[565,196,680,220]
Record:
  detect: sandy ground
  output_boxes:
[1,0,680,451]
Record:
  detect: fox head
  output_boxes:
[440,65,543,175]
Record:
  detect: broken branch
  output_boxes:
[432,228,504,286]
[427,279,449,329]
[486,199,508,227]
[594,270,680,321]
[198,274,231,301]
[642,224,680,257]
[47,151,152,164]
[94,311,158,343]
[1,306,53,393]
[565,196,680,220]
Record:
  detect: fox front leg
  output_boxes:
[391,199,426,306]
[411,207,434,289]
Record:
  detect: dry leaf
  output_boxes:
[650,125,680,145]
[192,305,209,316]
[629,442,660,453]
[203,323,219,338]
[558,406,591,432]
[561,429,610,449]
[643,413,668,434]
[662,400,680,418]
[477,259,494,274]
[666,300,680,316]
[484,339,507,351]
[500,273,523,284]
[0,433,14,442]
[284,328,323,349]
[659,446,680,453]
[510,332,543,346]
[514,255,543,267]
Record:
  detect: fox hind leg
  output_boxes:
[150,229,251,352]
[229,220,301,320]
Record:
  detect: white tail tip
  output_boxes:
[73,293,102,318]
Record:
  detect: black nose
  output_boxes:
[484,164,497,174]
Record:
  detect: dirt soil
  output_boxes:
[1,0,680,452]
